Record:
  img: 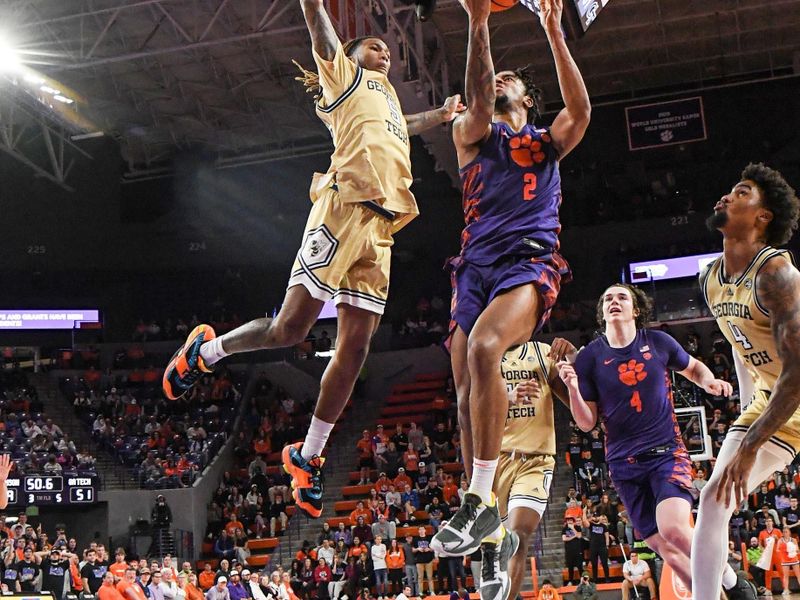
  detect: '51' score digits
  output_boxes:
[6,475,99,506]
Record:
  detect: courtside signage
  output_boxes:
[629,252,720,283]
[0,310,100,329]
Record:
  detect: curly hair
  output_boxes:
[595,283,653,330]
[741,162,800,246]
[293,37,374,102]
[512,65,543,125]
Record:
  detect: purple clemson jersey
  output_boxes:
[573,329,691,462]
[458,122,562,265]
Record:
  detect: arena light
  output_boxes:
[0,41,21,73]
[53,94,74,104]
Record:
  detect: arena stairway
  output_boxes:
[275,368,450,568]
[29,372,139,489]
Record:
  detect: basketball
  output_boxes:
[491,0,518,12]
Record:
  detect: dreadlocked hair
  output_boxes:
[513,65,544,124]
[292,37,374,103]
[741,162,800,246]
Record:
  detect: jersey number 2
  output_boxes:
[727,321,753,350]
[523,173,537,201]
[630,390,642,413]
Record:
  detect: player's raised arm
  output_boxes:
[299,0,340,61]
[541,0,590,159]
[718,259,800,505]
[452,0,495,149]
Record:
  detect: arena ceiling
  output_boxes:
[1,0,799,188]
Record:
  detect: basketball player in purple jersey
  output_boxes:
[557,284,755,599]
[432,0,589,597]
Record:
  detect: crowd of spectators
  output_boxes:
[0,368,96,476]
[62,367,242,489]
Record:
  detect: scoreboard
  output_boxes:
[6,475,99,506]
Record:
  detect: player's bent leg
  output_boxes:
[505,507,541,600]
[692,431,788,600]
[283,302,380,519]
[649,496,694,587]
[163,285,323,399]
[450,326,473,480]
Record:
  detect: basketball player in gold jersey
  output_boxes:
[163,0,465,518]
[497,340,570,600]
[692,163,800,600]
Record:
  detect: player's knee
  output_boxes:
[270,316,310,346]
[466,333,504,366]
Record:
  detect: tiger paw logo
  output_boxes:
[509,134,546,167]
[618,360,647,386]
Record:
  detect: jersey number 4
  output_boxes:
[630,390,642,413]
[727,321,753,350]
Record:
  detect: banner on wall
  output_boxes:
[625,96,707,151]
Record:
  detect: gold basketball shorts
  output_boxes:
[730,389,800,462]
[493,452,555,519]
[288,186,394,315]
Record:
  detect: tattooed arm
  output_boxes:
[715,257,800,506]
[452,0,494,156]
[541,0,590,159]
[300,0,340,61]
[405,95,466,136]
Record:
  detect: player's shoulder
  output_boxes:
[755,249,800,303]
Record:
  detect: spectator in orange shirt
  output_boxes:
[117,568,147,600]
[349,501,372,526]
[778,526,800,595]
[536,579,561,600]
[393,468,412,492]
[348,538,368,560]
[253,432,271,455]
[109,548,129,579]
[402,447,420,479]
[225,515,244,537]
[356,430,374,485]
[442,476,458,504]
[564,500,583,523]
[374,473,392,497]
[759,518,782,548]
[98,572,126,600]
[198,564,216,591]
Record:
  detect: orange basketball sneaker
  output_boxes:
[162,324,216,400]
[282,442,325,518]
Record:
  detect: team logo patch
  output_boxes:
[643,352,652,360]
[299,225,338,270]
[618,360,647,386]
[726,287,735,296]
[744,278,753,289]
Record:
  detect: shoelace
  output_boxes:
[448,500,477,532]
[481,543,497,581]
[307,455,325,492]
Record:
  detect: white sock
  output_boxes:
[468,457,498,504]
[199,336,229,366]
[301,416,335,460]
[721,564,737,589]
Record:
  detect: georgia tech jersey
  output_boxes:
[501,341,556,456]
[702,246,794,392]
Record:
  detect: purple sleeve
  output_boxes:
[574,345,599,403]
[652,330,691,372]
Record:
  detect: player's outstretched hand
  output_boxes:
[557,360,579,392]
[510,380,540,405]
[548,337,577,363]
[703,378,733,397]
[538,0,563,33]
[0,455,11,481]
[715,444,757,508]
[458,0,491,21]
[440,94,466,122]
